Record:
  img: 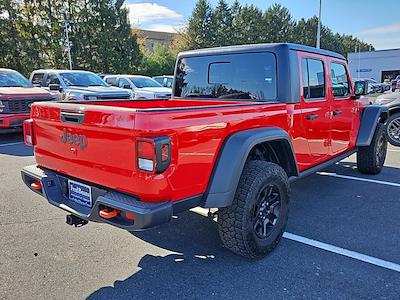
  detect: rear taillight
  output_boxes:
[23,119,35,146]
[137,137,171,174]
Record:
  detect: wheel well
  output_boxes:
[389,106,400,117]
[247,140,297,177]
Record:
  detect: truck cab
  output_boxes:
[0,68,54,133]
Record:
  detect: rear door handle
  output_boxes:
[333,110,342,116]
[306,114,319,120]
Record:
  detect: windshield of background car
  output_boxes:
[174,52,277,100]
[0,71,32,88]
[60,72,107,87]
[129,77,162,88]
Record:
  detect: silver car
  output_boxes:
[30,70,134,101]
[104,75,172,99]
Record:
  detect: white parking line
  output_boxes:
[0,142,24,147]
[283,232,400,273]
[317,172,400,187]
[191,207,400,273]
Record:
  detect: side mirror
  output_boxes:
[123,84,131,89]
[354,80,368,96]
[49,83,61,91]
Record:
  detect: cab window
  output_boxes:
[174,52,277,101]
[31,73,44,86]
[330,62,350,97]
[301,58,325,100]
[118,78,130,88]
[45,74,60,86]
[105,77,117,86]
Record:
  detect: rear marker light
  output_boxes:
[23,119,35,146]
[161,143,169,162]
[137,137,171,174]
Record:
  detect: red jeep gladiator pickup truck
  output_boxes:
[0,68,53,133]
[22,44,388,258]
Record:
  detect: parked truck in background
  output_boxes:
[22,43,388,258]
[0,68,54,133]
[29,70,134,101]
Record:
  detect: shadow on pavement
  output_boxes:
[0,143,33,157]
[86,211,286,299]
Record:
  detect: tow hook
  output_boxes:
[66,214,88,227]
[99,208,120,219]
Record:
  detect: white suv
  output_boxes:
[104,75,172,99]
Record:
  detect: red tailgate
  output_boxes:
[31,102,138,194]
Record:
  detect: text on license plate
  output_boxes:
[68,180,92,207]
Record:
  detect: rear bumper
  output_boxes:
[0,113,29,131]
[21,164,203,231]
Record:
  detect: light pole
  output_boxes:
[64,18,73,70]
[316,0,322,49]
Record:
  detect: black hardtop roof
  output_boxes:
[178,43,345,60]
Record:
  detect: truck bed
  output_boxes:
[30,99,288,202]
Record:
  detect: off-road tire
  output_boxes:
[385,113,400,147]
[217,161,290,259]
[357,123,387,174]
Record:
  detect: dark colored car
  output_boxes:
[391,75,400,92]
[353,78,390,93]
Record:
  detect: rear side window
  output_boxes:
[301,58,325,100]
[31,73,44,86]
[105,77,117,86]
[174,52,277,101]
[330,62,350,97]
[45,74,60,86]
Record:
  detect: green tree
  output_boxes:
[185,0,215,49]
[140,43,176,77]
[213,0,233,46]
[234,4,263,45]
[71,0,141,73]
[262,4,295,43]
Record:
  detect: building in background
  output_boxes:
[137,29,178,50]
[348,49,400,83]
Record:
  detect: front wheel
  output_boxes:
[386,113,400,146]
[357,123,387,174]
[218,161,290,259]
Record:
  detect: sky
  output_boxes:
[124,0,400,51]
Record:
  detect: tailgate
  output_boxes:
[31,102,138,193]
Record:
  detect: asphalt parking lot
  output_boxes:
[0,133,399,299]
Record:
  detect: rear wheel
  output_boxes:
[386,113,400,146]
[218,161,290,259]
[357,123,387,174]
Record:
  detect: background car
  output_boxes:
[104,75,172,99]
[391,75,400,92]
[30,70,134,101]
[353,78,390,93]
[153,75,174,88]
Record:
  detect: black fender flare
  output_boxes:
[356,105,389,147]
[203,127,298,208]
